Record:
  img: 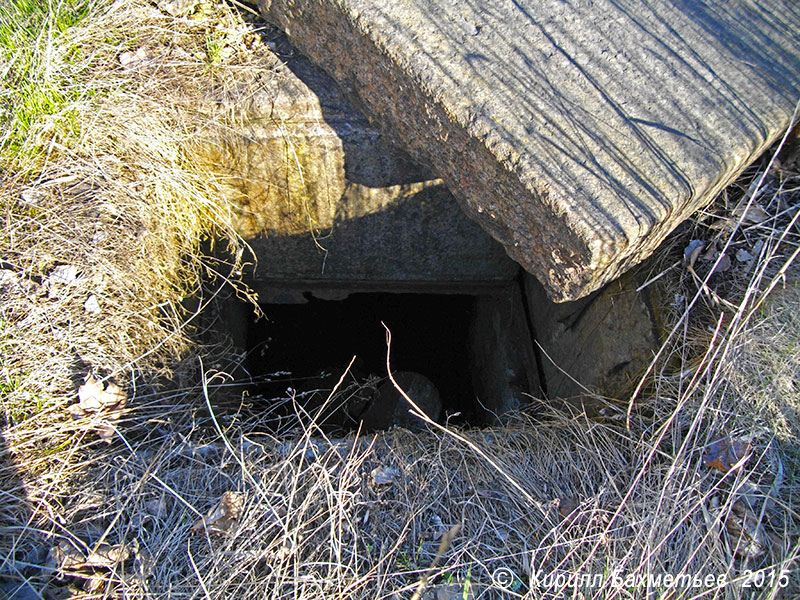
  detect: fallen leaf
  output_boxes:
[67,404,87,420]
[683,240,705,269]
[76,374,126,411]
[191,491,244,534]
[558,497,579,521]
[711,253,731,275]
[735,248,754,263]
[48,541,130,572]
[48,541,85,571]
[20,189,45,207]
[735,204,769,225]
[0,270,19,292]
[84,575,105,593]
[708,217,734,231]
[118,47,148,69]
[78,374,105,411]
[84,294,101,315]
[84,544,130,568]
[157,0,198,17]
[47,264,79,285]
[704,437,750,473]
[724,500,767,559]
[273,545,292,561]
[96,423,117,442]
[700,242,718,262]
[144,498,168,519]
[371,465,399,486]
[69,374,127,442]
[100,382,126,407]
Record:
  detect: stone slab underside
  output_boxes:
[258,0,800,301]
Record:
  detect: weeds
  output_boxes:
[0,0,252,445]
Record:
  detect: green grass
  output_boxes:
[203,29,227,64]
[0,0,98,162]
[0,0,92,47]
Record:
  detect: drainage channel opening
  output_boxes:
[242,292,481,431]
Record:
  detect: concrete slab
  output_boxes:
[258,0,800,300]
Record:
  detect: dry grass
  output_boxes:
[1,1,799,599]
[0,0,257,448]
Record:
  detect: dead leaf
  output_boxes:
[558,497,579,521]
[735,203,769,225]
[84,294,101,315]
[20,189,45,207]
[144,497,168,519]
[47,264,79,285]
[118,47,148,69]
[96,423,117,442]
[75,374,126,412]
[68,403,87,420]
[191,491,244,534]
[683,240,705,269]
[735,248,754,263]
[709,202,770,232]
[711,253,731,275]
[48,542,85,571]
[709,217,733,231]
[0,270,19,293]
[371,465,399,486]
[701,242,718,262]
[157,0,198,17]
[100,382,126,407]
[704,437,751,473]
[724,500,768,559]
[78,374,104,411]
[84,575,105,593]
[68,374,127,442]
[48,541,130,573]
[84,544,130,568]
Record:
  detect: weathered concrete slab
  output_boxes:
[197,36,517,283]
[257,0,800,301]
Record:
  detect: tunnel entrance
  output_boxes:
[247,292,476,419]
[194,16,664,432]
[212,284,538,432]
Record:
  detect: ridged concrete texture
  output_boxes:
[258,0,800,300]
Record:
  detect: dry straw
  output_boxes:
[1,1,799,599]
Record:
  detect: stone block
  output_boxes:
[524,270,662,399]
[258,0,800,300]
[196,34,518,284]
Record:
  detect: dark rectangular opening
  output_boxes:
[209,284,538,432]
[245,292,478,426]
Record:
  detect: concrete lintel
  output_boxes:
[196,33,518,283]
